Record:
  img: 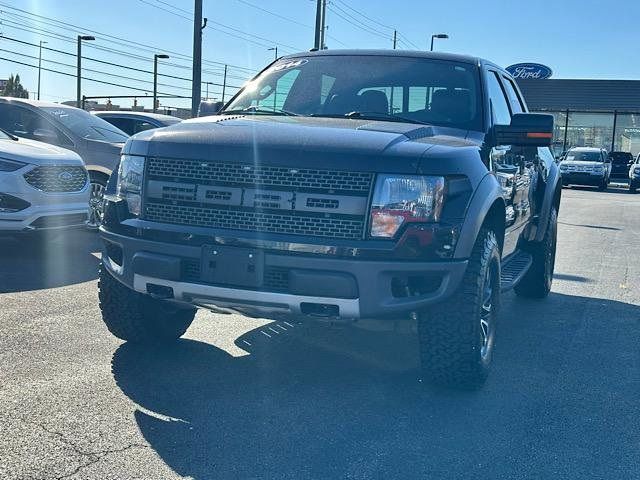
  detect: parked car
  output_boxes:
[609,151,634,178]
[559,147,611,190]
[629,154,640,193]
[0,98,128,228]
[92,111,181,136]
[98,50,561,389]
[0,127,89,236]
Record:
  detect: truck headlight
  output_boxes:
[116,155,145,216]
[370,175,445,238]
[592,164,604,173]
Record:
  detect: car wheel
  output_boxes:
[98,263,196,343]
[598,179,607,191]
[87,172,108,230]
[514,207,558,299]
[417,228,501,389]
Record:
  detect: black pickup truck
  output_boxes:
[98,50,561,388]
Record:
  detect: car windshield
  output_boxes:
[565,151,602,162]
[224,55,483,130]
[610,152,632,162]
[40,106,129,143]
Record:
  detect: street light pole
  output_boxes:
[430,33,449,51]
[153,54,169,113]
[76,35,95,108]
[37,41,47,101]
[268,47,278,61]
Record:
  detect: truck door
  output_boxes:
[485,71,534,258]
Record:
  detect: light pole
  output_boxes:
[268,46,278,61]
[153,54,169,113]
[430,33,449,51]
[37,40,47,101]
[77,35,95,108]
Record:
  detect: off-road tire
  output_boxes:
[418,228,501,389]
[514,207,558,299]
[98,264,196,343]
[598,178,607,191]
[630,184,637,194]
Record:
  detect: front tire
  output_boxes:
[98,264,196,343]
[514,207,558,299]
[418,228,501,389]
[87,172,108,230]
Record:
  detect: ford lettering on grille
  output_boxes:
[143,158,373,240]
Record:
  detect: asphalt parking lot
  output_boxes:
[1,184,639,480]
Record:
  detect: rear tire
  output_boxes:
[514,207,557,299]
[98,264,196,343]
[418,228,501,389]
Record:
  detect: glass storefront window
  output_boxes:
[613,113,640,156]
[565,112,614,151]
[547,111,567,157]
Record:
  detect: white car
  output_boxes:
[559,147,612,191]
[0,128,89,236]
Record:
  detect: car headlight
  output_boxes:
[370,175,445,238]
[116,155,145,216]
[559,164,568,170]
[0,158,28,172]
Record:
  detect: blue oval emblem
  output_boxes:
[58,171,73,182]
[506,63,553,80]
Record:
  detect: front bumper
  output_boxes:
[101,228,468,321]
[561,172,605,186]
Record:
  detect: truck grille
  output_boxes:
[24,166,88,193]
[144,157,373,240]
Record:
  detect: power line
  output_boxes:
[0,35,245,90]
[0,2,257,73]
[0,55,189,96]
[327,4,393,42]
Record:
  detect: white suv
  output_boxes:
[0,128,89,236]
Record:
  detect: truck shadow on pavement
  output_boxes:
[111,291,640,479]
[0,230,101,293]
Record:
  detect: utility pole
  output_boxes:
[37,40,47,100]
[191,0,206,117]
[393,30,397,50]
[320,0,327,49]
[76,35,95,109]
[222,65,227,102]
[314,0,325,50]
[153,53,169,113]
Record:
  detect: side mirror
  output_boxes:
[33,128,58,141]
[198,100,225,117]
[494,113,554,147]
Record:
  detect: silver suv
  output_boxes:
[0,98,128,227]
[0,129,89,235]
[559,147,611,191]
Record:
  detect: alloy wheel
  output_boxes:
[87,180,106,229]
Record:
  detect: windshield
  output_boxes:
[565,151,602,162]
[224,55,482,130]
[610,152,632,162]
[40,106,128,143]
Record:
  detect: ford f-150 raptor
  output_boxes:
[98,50,561,388]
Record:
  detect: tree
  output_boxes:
[1,74,29,99]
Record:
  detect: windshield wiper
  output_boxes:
[311,111,429,126]
[0,127,18,141]
[222,106,299,116]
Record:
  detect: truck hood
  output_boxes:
[0,137,83,166]
[124,115,481,174]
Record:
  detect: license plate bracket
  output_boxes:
[201,245,264,288]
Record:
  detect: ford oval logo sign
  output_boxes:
[506,63,553,80]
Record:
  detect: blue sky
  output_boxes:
[1,0,639,110]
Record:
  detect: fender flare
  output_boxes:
[533,163,561,243]
[454,173,505,259]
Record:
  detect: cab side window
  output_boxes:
[502,76,525,114]
[0,104,72,147]
[486,72,512,125]
[133,120,156,134]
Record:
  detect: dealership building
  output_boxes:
[514,69,640,157]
